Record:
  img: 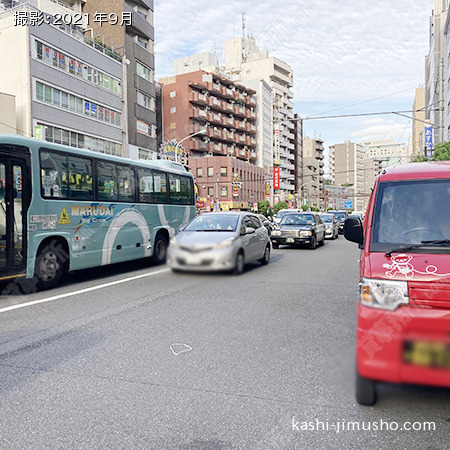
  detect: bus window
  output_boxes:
[138,168,154,203]
[40,150,68,198]
[169,173,193,205]
[153,171,167,203]
[68,156,93,200]
[97,160,117,201]
[117,165,135,202]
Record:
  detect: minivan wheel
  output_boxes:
[272,242,279,249]
[233,252,245,275]
[356,371,377,406]
[309,235,317,249]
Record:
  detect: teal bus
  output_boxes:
[0,134,195,290]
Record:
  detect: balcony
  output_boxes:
[189,108,208,123]
[189,90,208,105]
[247,110,257,121]
[249,151,257,160]
[237,121,246,131]
[208,96,224,111]
[190,140,209,151]
[234,105,246,117]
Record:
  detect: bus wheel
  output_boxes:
[35,241,67,290]
[152,234,168,265]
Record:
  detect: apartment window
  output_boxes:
[208,167,214,177]
[220,186,228,197]
[220,166,227,177]
[170,106,176,113]
[196,167,203,178]
[136,36,148,48]
[169,122,176,130]
[169,91,176,98]
[136,61,152,81]
[137,91,154,110]
[208,187,214,196]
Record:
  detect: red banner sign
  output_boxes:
[273,167,280,190]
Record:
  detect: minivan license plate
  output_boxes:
[286,238,295,243]
[403,340,450,369]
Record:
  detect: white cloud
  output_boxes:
[154,0,432,144]
[350,121,412,143]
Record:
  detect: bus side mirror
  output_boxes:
[344,217,363,247]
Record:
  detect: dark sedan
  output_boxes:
[270,212,325,249]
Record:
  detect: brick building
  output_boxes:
[159,70,263,210]
[189,156,265,211]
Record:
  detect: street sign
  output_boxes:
[344,200,353,209]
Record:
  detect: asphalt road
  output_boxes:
[0,237,448,449]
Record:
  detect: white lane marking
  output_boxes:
[0,268,170,314]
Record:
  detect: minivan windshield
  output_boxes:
[371,179,450,252]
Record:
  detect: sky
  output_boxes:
[153,0,433,162]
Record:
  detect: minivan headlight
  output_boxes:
[359,278,409,310]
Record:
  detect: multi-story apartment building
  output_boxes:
[362,139,409,163]
[172,51,274,204]
[329,141,365,211]
[222,36,296,204]
[411,87,428,157]
[302,136,325,209]
[82,0,157,159]
[0,92,16,133]
[426,0,448,145]
[0,1,124,155]
[328,144,336,185]
[158,70,261,210]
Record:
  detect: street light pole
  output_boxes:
[174,129,207,163]
[298,180,316,207]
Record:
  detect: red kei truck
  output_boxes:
[344,161,450,405]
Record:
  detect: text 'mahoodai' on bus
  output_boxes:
[0,133,196,290]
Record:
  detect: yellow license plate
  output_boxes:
[403,340,450,369]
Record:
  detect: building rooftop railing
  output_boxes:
[0,0,123,62]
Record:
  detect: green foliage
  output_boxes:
[432,141,450,161]
[274,201,288,214]
[301,204,309,211]
[258,200,270,216]
[412,141,450,162]
[411,155,428,162]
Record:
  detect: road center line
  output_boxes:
[0,268,170,314]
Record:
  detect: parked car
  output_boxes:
[273,208,301,224]
[257,214,273,234]
[345,161,450,406]
[270,212,325,249]
[328,210,349,233]
[319,213,339,239]
[167,212,271,274]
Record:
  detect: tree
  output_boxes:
[412,141,450,162]
[274,201,288,214]
[432,141,450,161]
[258,200,270,216]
